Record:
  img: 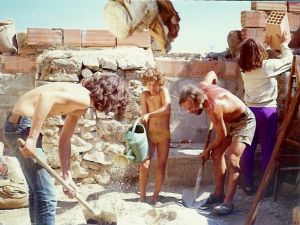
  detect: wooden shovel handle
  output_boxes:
[17,138,97,216]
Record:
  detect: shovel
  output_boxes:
[17,138,117,225]
[182,122,213,208]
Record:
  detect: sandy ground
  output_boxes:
[0,181,299,225]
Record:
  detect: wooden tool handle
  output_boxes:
[17,138,97,215]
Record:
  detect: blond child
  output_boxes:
[139,68,171,204]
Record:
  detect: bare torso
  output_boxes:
[12,82,91,118]
[199,82,246,122]
[143,88,170,131]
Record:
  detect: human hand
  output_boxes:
[140,114,150,124]
[264,34,272,46]
[278,31,291,45]
[63,176,78,199]
[19,137,37,158]
[199,148,211,162]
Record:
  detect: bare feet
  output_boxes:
[140,195,146,202]
[151,194,159,205]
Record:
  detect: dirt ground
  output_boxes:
[0,181,299,225]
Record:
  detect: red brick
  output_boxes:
[242,28,266,44]
[288,2,300,13]
[0,55,36,74]
[288,13,300,32]
[251,1,287,11]
[27,28,62,46]
[16,32,37,55]
[63,29,81,47]
[81,30,116,47]
[117,31,151,48]
[155,59,189,77]
[241,11,267,28]
[266,11,291,50]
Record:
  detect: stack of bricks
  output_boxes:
[24,28,151,52]
[0,28,151,74]
[241,1,300,45]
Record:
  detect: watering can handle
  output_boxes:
[129,117,142,139]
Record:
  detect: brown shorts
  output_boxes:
[225,107,256,146]
[148,130,170,145]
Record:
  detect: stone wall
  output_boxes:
[0,23,245,185]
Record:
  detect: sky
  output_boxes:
[0,0,251,54]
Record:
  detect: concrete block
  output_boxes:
[155,59,190,77]
[288,2,300,13]
[251,1,287,11]
[287,13,300,32]
[63,29,81,47]
[27,28,63,46]
[223,61,240,80]
[242,28,266,44]
[117,31,151,48]
[0,55,36,74]
[149,145,215,187]
[81,30,116,47]
[266,11,291,50]
[0,95,18,107]
[189,60,223,78]
[241,11,267,28]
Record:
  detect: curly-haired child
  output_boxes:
[139,68,171,204]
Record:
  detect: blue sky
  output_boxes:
[0,0,250,54]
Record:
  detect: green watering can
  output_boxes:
[114,118,149,167]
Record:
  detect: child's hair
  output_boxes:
[238,38,268,72]
[141,68,165,86]
[179,85,205,108]
[82,73,129,119]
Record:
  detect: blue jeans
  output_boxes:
[3,115,56,225]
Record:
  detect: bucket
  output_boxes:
[114,118,149,166]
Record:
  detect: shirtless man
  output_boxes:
[139,68,171,204]
[179,71,256,216]
[3,73,128,225]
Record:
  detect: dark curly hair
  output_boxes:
[82,73,129,119]
[238,38,268,72]
[179,85,205,108]
[141,68,165,86]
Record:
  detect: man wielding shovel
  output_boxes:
[179,71,256,216]
[3,73,128,225]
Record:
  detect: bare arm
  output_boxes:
[21,91,90,158]
[204,71,218,85]
[58,113,84,197]
[201,105,227,161]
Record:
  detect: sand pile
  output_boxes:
[89,192,226,225]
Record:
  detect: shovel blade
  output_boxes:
[182,189,210,209]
